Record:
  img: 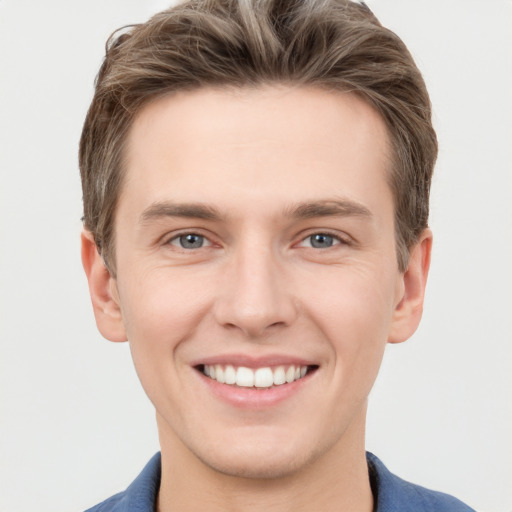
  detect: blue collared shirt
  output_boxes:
[85,452,475,511]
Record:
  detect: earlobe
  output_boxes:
[388,229,432,344]
[81,230,127,342]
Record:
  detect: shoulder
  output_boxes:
[366,452,476,512]
[84,453,161,512]
[84,491,126,512]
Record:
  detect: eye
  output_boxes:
[169,233,211,249]
[299,233,344,249]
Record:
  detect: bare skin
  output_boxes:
[82,86,431,512]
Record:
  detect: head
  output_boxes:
[79,0,437,276]
[79,0,436,483]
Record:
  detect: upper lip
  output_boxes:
[191,353,318,369]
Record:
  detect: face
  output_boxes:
[84,86,430,479]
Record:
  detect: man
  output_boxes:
[79,0,475,510]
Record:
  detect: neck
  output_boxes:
[156,407,373,512]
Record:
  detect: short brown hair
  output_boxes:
[79,0,437,274]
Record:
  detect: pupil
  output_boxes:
[180,234,203,248]
[311,234,333,248]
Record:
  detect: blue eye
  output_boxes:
[171,233,208,249]
[309,233,336,248]
[297,232,344,249]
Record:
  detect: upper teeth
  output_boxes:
[203,364,308,388]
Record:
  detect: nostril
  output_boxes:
[268,321,286,329]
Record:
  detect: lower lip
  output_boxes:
[196,370,315,409]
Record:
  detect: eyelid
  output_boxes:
[295,230,352,248]
[160,228,352,250]
[164,230,216,248]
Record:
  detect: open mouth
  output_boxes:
[196,364,318,389]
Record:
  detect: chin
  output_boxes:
[191,433,327,480]
[198,450,310,480]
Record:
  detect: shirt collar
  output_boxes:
[117,452,161,512]
[112,451,468,512]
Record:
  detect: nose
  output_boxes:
[213,244,298,338]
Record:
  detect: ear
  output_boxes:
[81,230,127,342]
[388,229,432,344]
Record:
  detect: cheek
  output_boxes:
[117,271,213,410]
[118,268,213,355]
[307,263,396,333]
[303,266,396,375]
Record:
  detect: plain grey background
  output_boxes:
[1,1,511,511]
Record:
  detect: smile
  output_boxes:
[201,364,314,389]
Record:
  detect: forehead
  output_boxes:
[121,86,392,220]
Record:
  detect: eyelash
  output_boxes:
[167,232,213,250]
[165,230,350,251]
[297,231,350,249]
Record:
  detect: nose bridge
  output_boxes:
[214,236,296,336]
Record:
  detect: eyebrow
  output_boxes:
[140,202,223,224]
[139,198,372,225]
[286,199,372,220]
